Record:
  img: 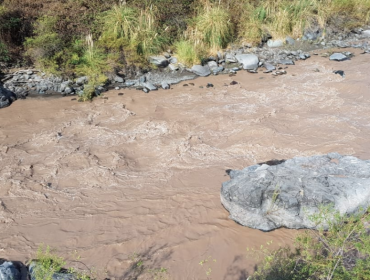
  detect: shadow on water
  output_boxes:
[223,255,249,280]
[119,245,173,280]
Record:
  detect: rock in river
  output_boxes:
[330,53,348,61]
[221,153,370,231]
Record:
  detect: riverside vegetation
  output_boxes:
[0,0,370,100]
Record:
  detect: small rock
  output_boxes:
[362,30,370,37]
[286,36,295,45]
[115,87,120,90]
[329,53,348,61]
[114,76,124,83]
[230,81,238,85]
[169,57,178,64]
[333,70,345,77]
[163,52,171,59]
[76,76,87,85]
[235,54,259,70]
[191,65,211,77]
[161,82,170,89]
[225,53,237,63]
[279,59,295,65]
[143,82,157,91]
[125,81,136,87]
[64,87,74,94]
[272,70,287,76]
[139,76,146,83]
[118,93,124,96]
[183,84,188,87]
[206,83,214,88]
[169,64,179,71]
[267,39,284,48]
[149,55,169,67]
[143,87,150,93]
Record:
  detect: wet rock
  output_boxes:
[191,65,211,77]
[267,39,284,48]
[114,76,124,83]
[0,261,21,280]
[329,53,348,61]
[235,54,259,70]
[149,55,169,67]
[161,82,170,89]
[333,70,345,77]
[286,36,295,45]
[221,153,370,231]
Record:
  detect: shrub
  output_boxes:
[249,206,370,280]
[76,34,111,101]
[25,16,64,71]
[32,245,66,280]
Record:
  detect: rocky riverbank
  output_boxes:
[1,26,369,109]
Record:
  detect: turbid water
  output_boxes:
[1,49,370,279]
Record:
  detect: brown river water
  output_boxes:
[1,49,370,279]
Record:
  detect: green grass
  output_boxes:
[249,205,370,280]
[32,245,66,280]
[174,40,199,66]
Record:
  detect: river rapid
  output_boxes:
[1,49,370,279]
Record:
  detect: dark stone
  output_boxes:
[230,81,238,85]
[0,85,17,109]
[206,83,214,88]
[333,70,345,77]
[118,93,124,96]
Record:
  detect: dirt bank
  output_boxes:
[1,49,370,279]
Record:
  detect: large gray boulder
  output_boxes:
[0,262,21,280]
[235,54,259,70]
[221,153,370,231]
